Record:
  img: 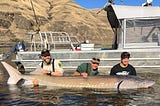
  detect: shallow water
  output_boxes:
[0,70,160,106]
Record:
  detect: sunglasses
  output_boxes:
[92,58,100,62]
[91,62,99,65]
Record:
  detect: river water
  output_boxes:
[0,64,160,106]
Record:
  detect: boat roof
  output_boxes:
[104,4,160,19]
[104,4,160,28]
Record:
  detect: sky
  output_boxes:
[73,0,160,9]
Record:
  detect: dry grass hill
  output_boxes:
[0,0,113,47]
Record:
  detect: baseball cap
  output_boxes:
[41,49,50,56]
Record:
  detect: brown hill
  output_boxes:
[0,0,113,46]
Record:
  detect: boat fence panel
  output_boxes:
[26,32,80,51]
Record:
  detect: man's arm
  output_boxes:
[131,66,137,76]
[110,66,116,75]
[73,71,81,76]
[73,63,88,78]
[73,71,88,78]
[51,71,63,76]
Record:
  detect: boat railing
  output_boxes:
[26,31,80,51]
[12,57,160,71]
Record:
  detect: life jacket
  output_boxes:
[41,59,55,72]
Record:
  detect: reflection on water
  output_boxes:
[0,72,160,106]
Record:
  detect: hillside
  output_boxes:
[0,0,113,46]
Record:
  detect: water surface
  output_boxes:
[0,70,160,106]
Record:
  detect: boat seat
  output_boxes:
[80,44,95,50]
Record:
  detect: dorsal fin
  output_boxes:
[16,78,25,87]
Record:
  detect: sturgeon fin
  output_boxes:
[117,80,123,92]
[1,62,22,84]
[16,78,25,87]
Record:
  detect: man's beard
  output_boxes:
[44,58,51,64]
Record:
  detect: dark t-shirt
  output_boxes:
[76,63,99,76]
[110,63,136,76]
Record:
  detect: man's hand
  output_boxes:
[41,70,51,74]
[51,71,63,76]
[73,71,88,78]
[33,79,39,87]
[81,72,88,78]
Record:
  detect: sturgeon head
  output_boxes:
[117,75,155,89]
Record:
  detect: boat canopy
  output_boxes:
[104,4,160,28]
[104,4,160,49]
[105,4,160,20]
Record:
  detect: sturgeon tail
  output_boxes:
[1,62,23,85]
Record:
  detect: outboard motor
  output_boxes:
[0,41,26,60]
[0,41,26,74]
[15,41,26,52]
[14,41,26,74]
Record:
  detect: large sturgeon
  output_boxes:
[1,62,155,90]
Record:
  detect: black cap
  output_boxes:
[121,52,130,59]
[41,49,50,56]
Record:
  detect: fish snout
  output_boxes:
[142,80,155,88]
[148,80,155,87]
